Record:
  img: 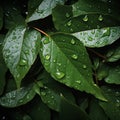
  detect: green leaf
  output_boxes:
[106,45,120,62]
[26,0,66,22]
[37,71,76,111]
[39,33,106,101]
[3,25,41,88]
[72,26,120,47]
[0,35,7,95]
[0,84,36,108]
[89,99,108,120]
[0,7,3,30]
[3,2,25,29]
[99,86,120,120]
[59,96,91,120]
[25,96,51,120]
[52,3,120,33]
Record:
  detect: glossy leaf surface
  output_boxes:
[39,33,106,101]
[3,25,41,87]
[26,0,66,22]
[0,84,36,107]
[72,26,120,47]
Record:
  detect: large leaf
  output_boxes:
[0,7,3,30]
[72,26,120,47]
[0,84,36,108]
[26,0,66,22]
[99,86,120,120]
[39,33,106,101]
[37,70,75,111]
[3,25,41,88]
[0,35,7,95]
[52,2,120,33]
[59,96,91,120]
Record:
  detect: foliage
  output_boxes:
[0,0,120,119]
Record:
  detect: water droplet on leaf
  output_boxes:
[71,39,76,44]
[19,59,27,66]
[66,13,70,18]
[55,71,65,79]
[83,65,87,69]
[98,15,103,21]
[43,37,50,44]
[71,54,78,60]
[67,20,72,26]
[83,15,88,22]
[45,54,50,60]
[76,80,81,84]
[41,91,46,96]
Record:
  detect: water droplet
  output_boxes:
[98,15,103,21]
[67,20,72,26]
[43,37,50,44]
[41,91,46,96]
[25,11,28,15]
[71,39,76,44]
[103,27,110,36]
[55,71,65,79]
[45,54,50,60]
[19,59,27,66]
[76,80,81,84]
[70,28,73,32]
[27,95,30,99]
[57,63,61,66]
[115,91,120,96]
[53,59,56,63]
[83,15,88,22]
[66,13,70,18]
[19,100,23,103]
[51,96,54,99]
[71,54,78,60]
[83,65,87,69]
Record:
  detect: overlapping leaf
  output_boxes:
[39,33,106,101]
[0,84,36,107]
[0,7,3,30]
[99,86,120,120]
[26,0,66,22]
[52,0,120,33]
[3,25,41,88]
[72,26,120,47]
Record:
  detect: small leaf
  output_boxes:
[26,0,66,22]
[59,96,91,120]
[39,33,106,101]
[99,86,120,120]
[0,7,3,30]
[72,26,120,47]
[0,84,36,108]
[3,25,41,88]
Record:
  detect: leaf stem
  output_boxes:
[33,27,50,37]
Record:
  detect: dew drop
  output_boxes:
[83,15,88,22]
[57,63,61,66]
[70,28,73,32]
[98,15,103,21]
[53,59,56,63]
[55,71,65,79]
[76,80,81,84]
[51,96,54,99]
[45,54,50,60]
[67,20,72,26]
[71,39,76,45]
[83,65,87,69]
[43,37,50,44]
[41,91,46,96]
[65,13,70,18]
[71,54,78,60]
[19,59,27,66]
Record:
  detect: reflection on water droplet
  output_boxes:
[51,96,54,99]
[57,63,61,66]
[19,59,27,66]
[98,15,103,21]
[71,54,78,59]
[76,80,81,84]
[67,20,72,26]
[53,59,56,63]
[71,39,76,45]
[55,71,65,79]
[83,65,87,69]
[66,13,70,18]
[83,15,88,22]
[45,54,50,60]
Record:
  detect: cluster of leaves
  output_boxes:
[0,0,120,119]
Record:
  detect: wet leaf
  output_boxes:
[0,7,3,30]
[26,0,66,22]
[99,86,120,120]
[39,33,106,101]
[72,26,120,47]
[0,84,36,108]
[3,25,41,88]
[59,95,91,120]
